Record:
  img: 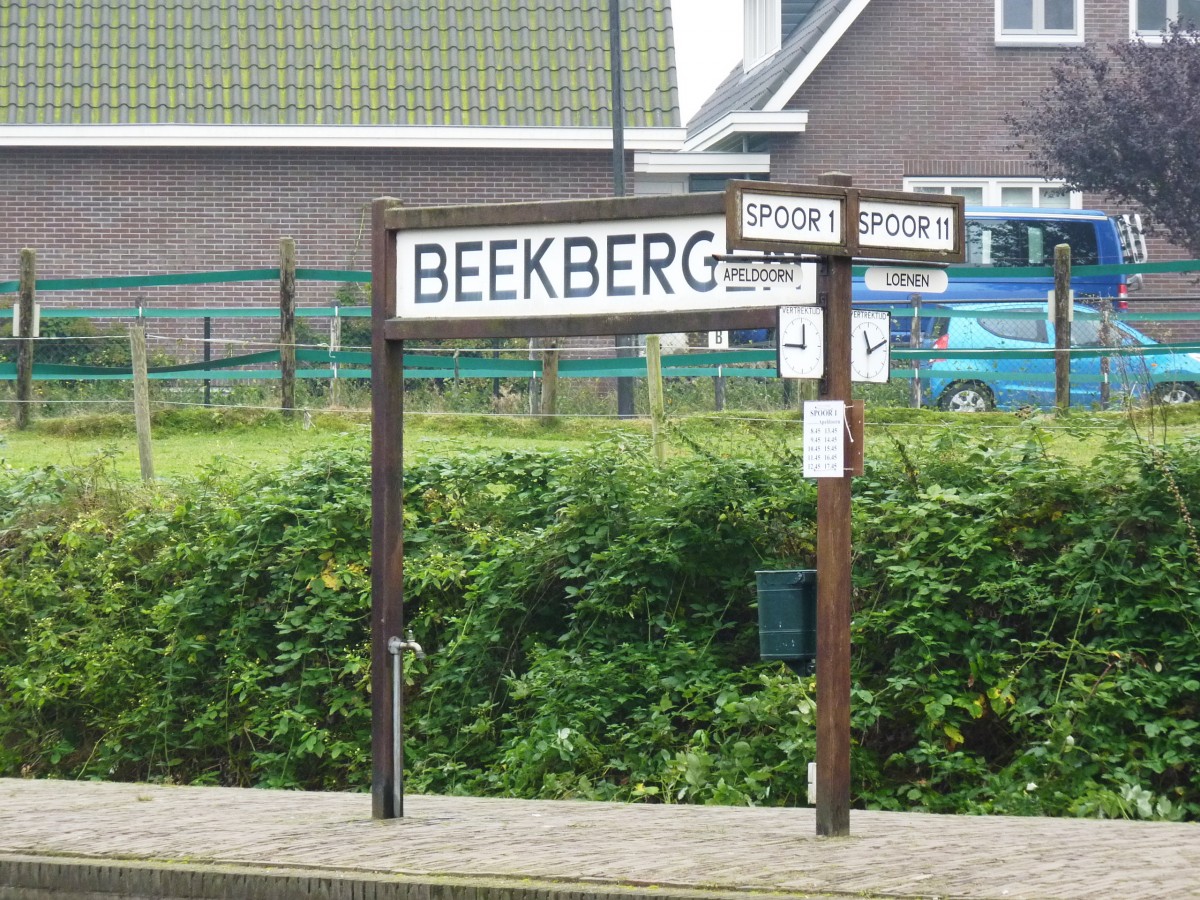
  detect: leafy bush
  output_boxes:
[0,429,1197,819]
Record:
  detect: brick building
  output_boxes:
[0,0,684,354]
[640,0,1195,308]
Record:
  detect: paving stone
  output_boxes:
[0,779,1197,900]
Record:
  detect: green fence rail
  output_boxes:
[4,261,1200,388]
[4,342,1200,383]
[3,258,1200,295]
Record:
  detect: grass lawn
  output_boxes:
[2,403,1199,481]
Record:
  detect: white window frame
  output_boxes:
[744,0,782,71]
[903,177,1083,209]
[995,0,1085,46]
[1130,0,1200,40]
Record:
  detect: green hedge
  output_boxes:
[0,431,1197,819]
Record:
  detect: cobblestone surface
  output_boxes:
[1,778,1198,899]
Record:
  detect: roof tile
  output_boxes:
[0,0,679,128]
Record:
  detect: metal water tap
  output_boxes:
[388,629,426,659]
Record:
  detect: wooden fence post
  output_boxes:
[280,238,297,418]
[539,340,560,418]
[646,335,666,462]
[129,325,155,482]
[15,249,35,430]
[1099,296,1113,410]
[330,300,343,409]
[1054,244,1071,413]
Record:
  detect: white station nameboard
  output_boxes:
[396,214,789,319]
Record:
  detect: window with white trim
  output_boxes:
[744,0,781,71]
[1132,0,1200,37]
[904,177,1081,209]
[996,0,1084,45]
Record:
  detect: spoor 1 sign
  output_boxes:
[396,214,787,319]
[737,192,845,248]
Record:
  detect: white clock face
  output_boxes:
[850,310,891,383]
[777,306,824,379]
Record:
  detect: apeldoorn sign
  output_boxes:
[395,214,804,319]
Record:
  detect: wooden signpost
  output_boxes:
[371,180,963,835]
[726,176,963,837]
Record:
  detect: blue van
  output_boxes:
[856,206,1140,306]
[731,207,1143,343]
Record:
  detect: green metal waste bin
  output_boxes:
[756,569,817,675]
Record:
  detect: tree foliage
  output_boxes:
[1010,24,1200,256]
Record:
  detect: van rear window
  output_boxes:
[964,219,1099,267]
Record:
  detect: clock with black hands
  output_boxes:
[777,305,825,380]
[850,309,892,383]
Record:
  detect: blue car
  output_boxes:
[927,303,1200,412]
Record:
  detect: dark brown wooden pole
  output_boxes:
[279,238,297,418]
[815,172,854,838]
[1054,243,1071,412]
[15,249,35,430]
[370,198,405,819]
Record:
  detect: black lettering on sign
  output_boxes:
[414,244,448,303]
[490,239,518,301]
[455,241,483,302]
[524,238,557,299]
[607,234,637,297]
[683,230,717,292]
[564,237,599,298]
[643,233,677,294]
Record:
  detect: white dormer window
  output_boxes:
[744,0,782,71]
[1132,0,1200,39]
[996,0,1084,45]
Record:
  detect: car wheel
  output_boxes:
[938,381,994,412]
[1152,382,1200,405]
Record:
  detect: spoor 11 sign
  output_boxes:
[857,198,956,255]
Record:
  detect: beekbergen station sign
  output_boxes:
[394,209,801,321]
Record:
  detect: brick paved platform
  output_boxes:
[0,778,1197,900]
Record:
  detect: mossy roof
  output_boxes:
[0,1,680,128]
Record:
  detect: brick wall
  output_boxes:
[0,146,624,355]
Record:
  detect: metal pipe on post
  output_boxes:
[279,238,297,419]
[1054,244,1071,413]
[130,324,155,483]
[815,172,854,839]
[15,249,35,430]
